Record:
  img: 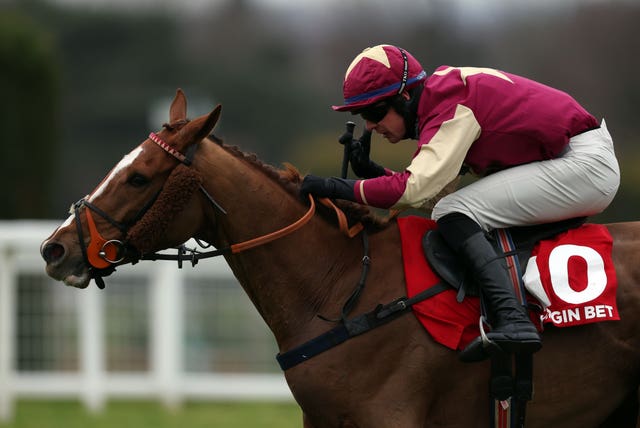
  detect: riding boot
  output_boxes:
[457,231,542,362]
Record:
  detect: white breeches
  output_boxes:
[432,120,620,231]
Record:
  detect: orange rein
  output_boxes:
[229,195,363,254]
[317,198,364,239]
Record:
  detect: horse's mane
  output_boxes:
[213,139,391,230]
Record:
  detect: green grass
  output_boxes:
[0,400,302,428]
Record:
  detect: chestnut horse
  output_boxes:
[41,90,640,427]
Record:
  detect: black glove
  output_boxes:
[349,129,386,179]
[300,175,356,201]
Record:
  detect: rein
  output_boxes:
[138,196,366,265]
[139,194,318,265]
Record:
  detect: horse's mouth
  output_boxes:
[46,262,91,289]
[62,272,91,289]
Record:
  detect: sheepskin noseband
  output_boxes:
[127,164,203,253]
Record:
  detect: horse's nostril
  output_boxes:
[42,242,66,264]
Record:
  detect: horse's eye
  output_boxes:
[128,173,149,188]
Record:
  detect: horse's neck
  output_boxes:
[193,143,359,345]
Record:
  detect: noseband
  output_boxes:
[71,185,166,289]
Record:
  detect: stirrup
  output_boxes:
[458,316,504,363]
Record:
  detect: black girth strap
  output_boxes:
[276,281,449,371]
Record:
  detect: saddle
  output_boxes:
[423,216,587,303]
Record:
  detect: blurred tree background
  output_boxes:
[0,7,58,218]
[1,0,638,223]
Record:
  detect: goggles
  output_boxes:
[358,101,391,123]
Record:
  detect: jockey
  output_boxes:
[301,44,620,359]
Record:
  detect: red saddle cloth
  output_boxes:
[398,216,619,351]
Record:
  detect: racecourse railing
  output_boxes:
[0,221,292,421]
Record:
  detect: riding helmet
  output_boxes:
[332,44,427,112]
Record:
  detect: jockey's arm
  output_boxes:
[353,104,480,210]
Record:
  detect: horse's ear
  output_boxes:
[181,104,222,146]
[169,88,187,123]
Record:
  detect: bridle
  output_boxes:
[70,131,322,289]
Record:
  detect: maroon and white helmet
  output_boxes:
[332,44,427,112]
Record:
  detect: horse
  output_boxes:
[41,89,640,427]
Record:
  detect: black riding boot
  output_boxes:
[436,213,541,362]
[458,231,542,361]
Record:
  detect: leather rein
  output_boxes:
[71,132,361,289]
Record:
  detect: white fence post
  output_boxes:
[79,285,105,413]
[0,245,15,422]
[151,262,183,409]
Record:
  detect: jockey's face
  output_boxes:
[362,92,410,144]
[364,107,406,144]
